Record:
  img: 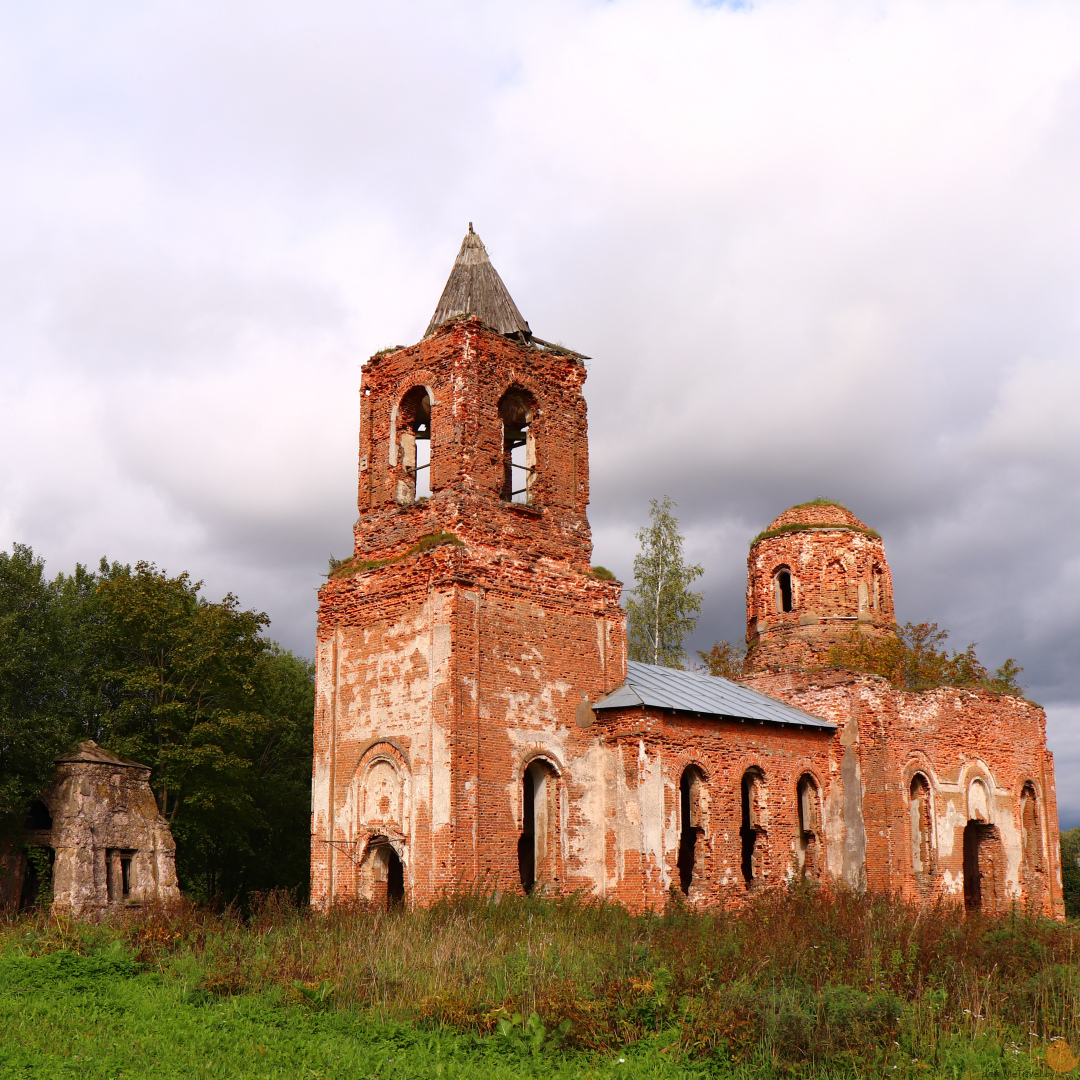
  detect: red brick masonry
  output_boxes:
[311,321,1062,919]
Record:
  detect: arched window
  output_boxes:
[519,759,557,894]
[498,389,536,505]
[676,766,705,895]
[872,564,884,612]
[773,568,794,613]
[1020,782,1043,875]
[740,768,766,888]
[395,386,432,503]
[24,800,52,831]
[910,774,934,876]
[796,774,821,880]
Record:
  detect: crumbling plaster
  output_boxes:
[311,313,1062,919]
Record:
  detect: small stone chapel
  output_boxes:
[2,741,180,917]
[311,227,1063,918]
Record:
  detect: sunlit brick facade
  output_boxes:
[311,230,1063,918]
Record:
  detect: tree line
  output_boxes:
[0,544,314,904]
[0,499,1044,910]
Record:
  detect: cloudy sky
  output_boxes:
[2,0,1080,821]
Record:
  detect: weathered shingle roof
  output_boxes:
[425,225,531,339]
[55,739,148,768]
[593,662,835,730]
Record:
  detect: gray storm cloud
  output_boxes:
[1,0,1079,820]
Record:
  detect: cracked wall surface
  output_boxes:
[312,320,1062,919]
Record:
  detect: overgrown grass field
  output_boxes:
[2,888,1078,1078]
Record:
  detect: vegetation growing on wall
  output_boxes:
[751,520,882,545]
[327,532,464,579]
[696,640,747,679]
[827,622,1024,695]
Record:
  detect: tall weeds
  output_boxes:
[4,886,1077,1070]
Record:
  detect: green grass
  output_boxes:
[749,521,881,546]
[0,948,715,1078]
[1,889,1075,1078]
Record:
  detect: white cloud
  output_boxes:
[0,0,1079,811]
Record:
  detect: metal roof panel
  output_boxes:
[592,662,834,730]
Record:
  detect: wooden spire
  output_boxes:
[424,224,531,339]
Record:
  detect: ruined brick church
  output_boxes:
[311,228,1063,918]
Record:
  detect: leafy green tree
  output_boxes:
[827,621,1023,694]
[697,640,746,680]
[1061,828,1080,919]
[87,561,314,901]
[626,496,704,669]
[0,546,96,834]
[0,548,314,904]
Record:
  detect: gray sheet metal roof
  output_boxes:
[592,662,835,730]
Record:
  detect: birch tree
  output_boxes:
[626,496,704,669]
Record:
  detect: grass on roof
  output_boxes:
[751,521,880,546]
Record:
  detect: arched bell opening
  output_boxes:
[498,388,537,505]
[395,386,433,503]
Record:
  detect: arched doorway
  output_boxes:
[19,846,54,912]
[24,800,52,831]
[359,842,406,910]
[963,822,1003,913]
[519,759,556,895]
[385,847,404,908]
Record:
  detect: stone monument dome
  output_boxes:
[745,500,897,671]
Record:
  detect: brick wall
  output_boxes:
[743,665,1063,917]
[311,316,1063,920]
[312,320,625,909]
[746,504,897,670]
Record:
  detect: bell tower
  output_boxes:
[311,227,626,909]
[351,224,596,569]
